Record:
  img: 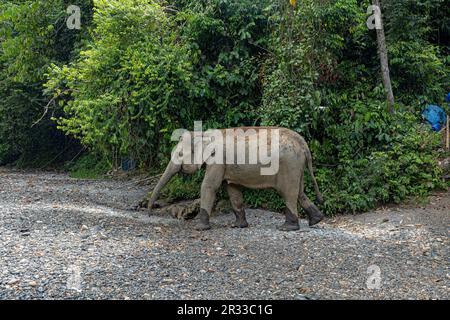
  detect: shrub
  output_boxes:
[66,153,111,179]
[2,0,447,215]
[0,0,91,166]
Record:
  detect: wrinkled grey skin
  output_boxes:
[143,127,324,231]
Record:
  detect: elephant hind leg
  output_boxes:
[298,176,324,226]
[277,206,300,231]
[227,184,248,228]
[298,193,324,226]
[277,185,300,232]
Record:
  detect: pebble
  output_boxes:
[7,279,20,285]
[0,168,447,300]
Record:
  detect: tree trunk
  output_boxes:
[373,0,395,113]
[446,115,449,150]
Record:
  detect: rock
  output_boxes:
[162,278,174,283]
[438,158,450,173]
[7,278,20,285]
[98,232,108,239]
[91,225,102,234]
[0,168,448,300]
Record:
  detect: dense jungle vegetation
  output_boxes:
[0,0,449,214]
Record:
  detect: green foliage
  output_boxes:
[254,0,447,214]
[1,0,448,215]
[161,170,204,202]
[0,0,92,165]
[383,0,450,106]
[66,153,111,179]
[47,0,194,168]
[315,108,445,214]
[174,0,272,128]
[260,0,369,138]
[242,189,284,211]
[47,0,272,167]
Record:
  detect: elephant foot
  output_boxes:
[231,219,249,228]
[278,208,300,231]
[305,205,324,226]
[195,209,211,231]
[231,209,248,228]
[277,222,300,232]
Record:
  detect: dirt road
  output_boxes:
[0,168,448,299]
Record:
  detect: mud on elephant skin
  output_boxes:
[138,127,325,231]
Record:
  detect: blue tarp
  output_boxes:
[422,104,447,132]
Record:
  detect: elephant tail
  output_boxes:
[304,147,324,205]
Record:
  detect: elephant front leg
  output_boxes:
[196,185,216,231]
[195,165,224,231]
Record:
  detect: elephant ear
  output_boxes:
[192,136,216,165]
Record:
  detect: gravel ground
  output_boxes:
[0,168,448,300]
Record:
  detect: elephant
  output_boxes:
[143,126,324,231]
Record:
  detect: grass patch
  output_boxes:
[67,154,111,179]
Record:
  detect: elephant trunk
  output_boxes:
[147,161,181,209]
